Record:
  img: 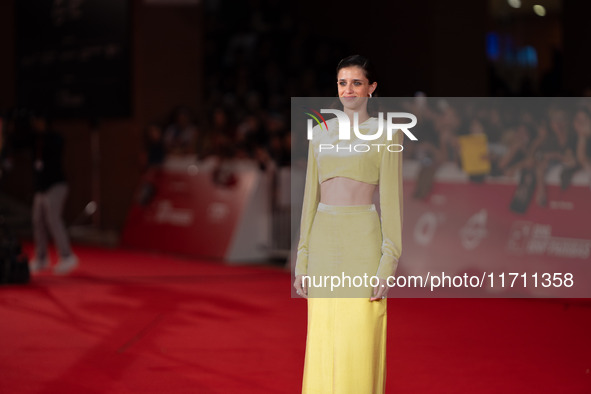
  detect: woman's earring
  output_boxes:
[369,93,372,98]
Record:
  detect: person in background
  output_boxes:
[137,123,166,205]
[163,106,198,156]
[143,123,166,169]
[412,102,460,199]
[533,107,577,204]
[494,122,537,177]
[573,107,591,187]
[28,113,78,274]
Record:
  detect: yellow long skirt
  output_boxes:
[302,203,387,394]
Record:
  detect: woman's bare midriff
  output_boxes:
[320,177,377,205]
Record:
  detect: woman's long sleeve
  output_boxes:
[295,141,320,276]
[376,132,404,280]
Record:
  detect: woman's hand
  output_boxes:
[370,278,389,301]
[293,275,308,298]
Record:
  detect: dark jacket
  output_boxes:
[32,131,66,192]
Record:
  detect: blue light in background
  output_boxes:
[488,32,538,68]
[519,46,538,67]
[486,32,501,61]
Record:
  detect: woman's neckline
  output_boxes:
[355,116,376,127]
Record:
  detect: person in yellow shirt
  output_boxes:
[293,55,404,394]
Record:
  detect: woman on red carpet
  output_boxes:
[293,55,404,393]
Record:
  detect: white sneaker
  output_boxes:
[53,255,79,275]
[29,257,50,273]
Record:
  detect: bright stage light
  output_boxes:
[533,5,546,16]
[507,0,521,9]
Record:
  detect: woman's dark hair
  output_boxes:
[336,55,377,85]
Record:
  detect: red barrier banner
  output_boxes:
[396,175,591,297]
[121,158,271,261]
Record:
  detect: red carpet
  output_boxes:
[0,245,590,393]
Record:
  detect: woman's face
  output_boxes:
[337,66,377,111]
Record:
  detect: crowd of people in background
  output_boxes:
[5,0,590,215]
[145,94,591,216]
[401,98,591,211]
[160,0,589,213]
[140,0,348,175]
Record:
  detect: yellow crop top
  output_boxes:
[294,116,404,280]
